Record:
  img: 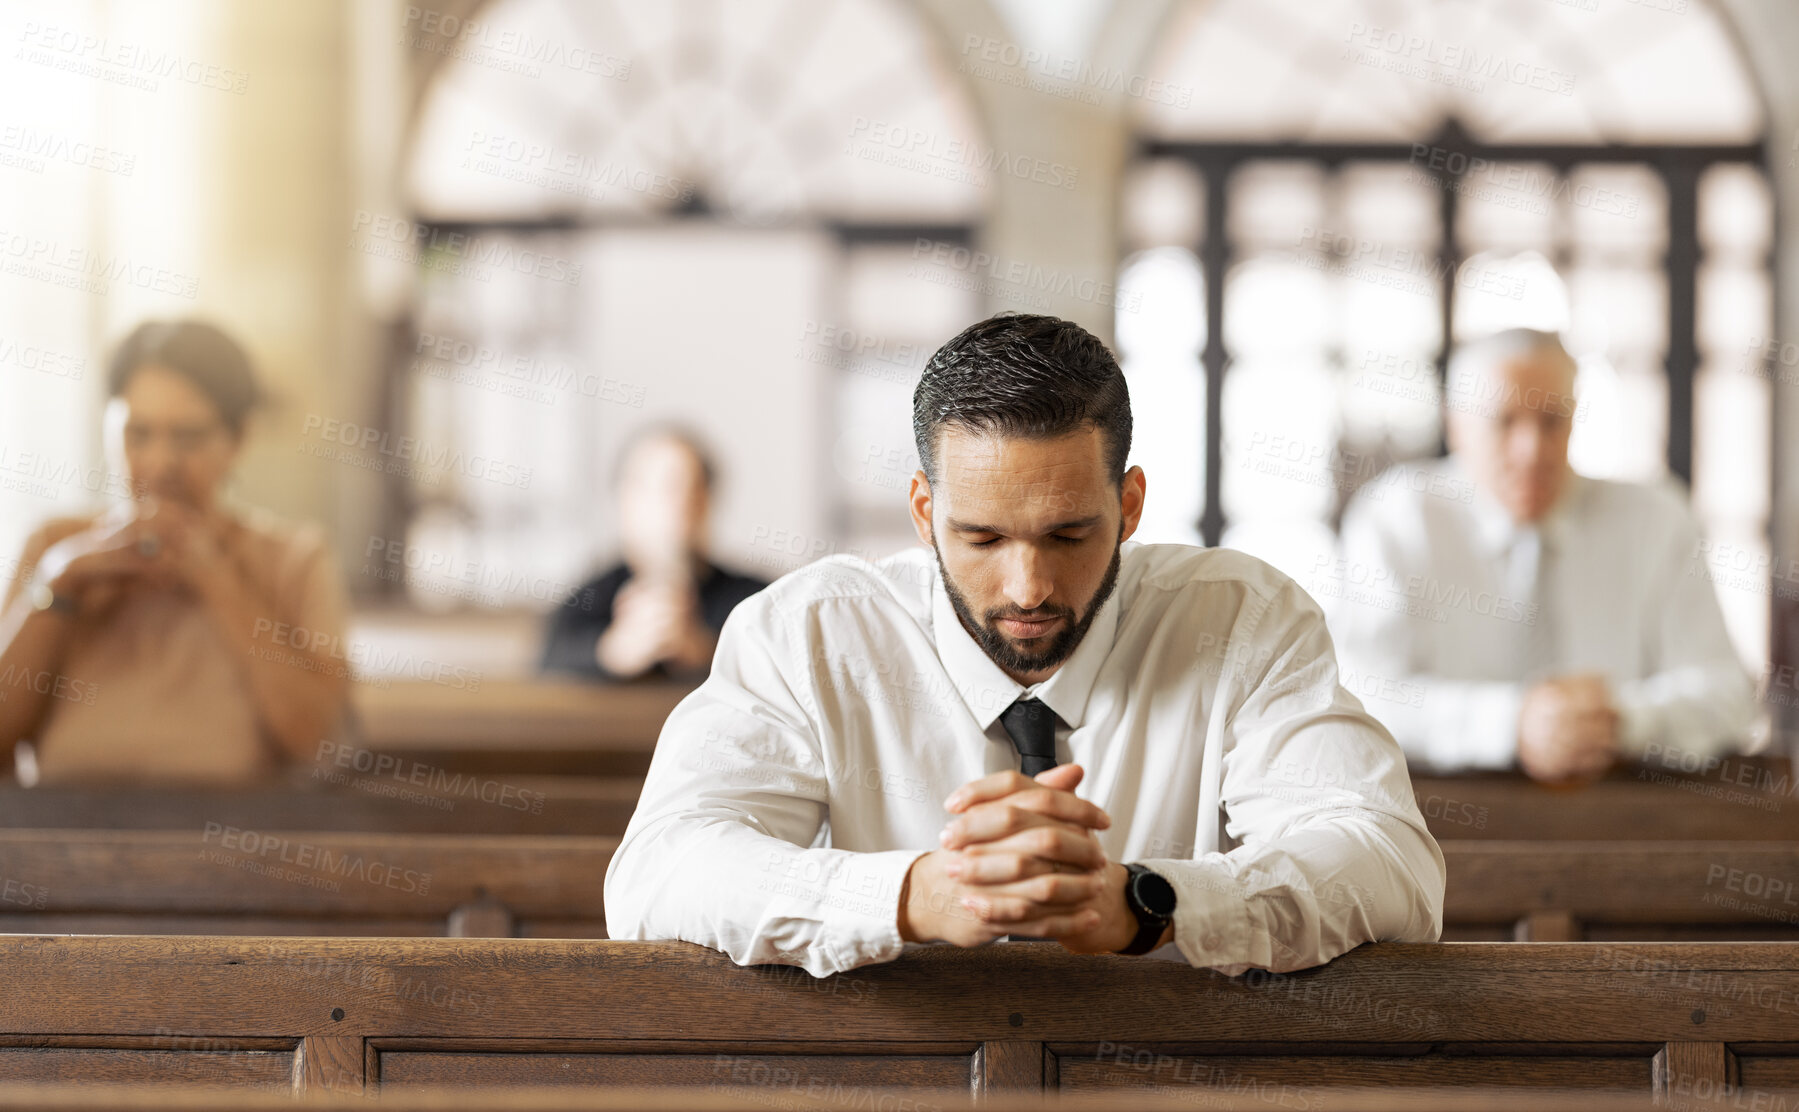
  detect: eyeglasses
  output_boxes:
[121,421,228,455]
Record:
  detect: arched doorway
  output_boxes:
[381,0,992,611]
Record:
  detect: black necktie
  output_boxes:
[998,697,1061,943]
[1000,698,1059,777]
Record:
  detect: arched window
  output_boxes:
[1119,0,1773,674]
[380,0,987,610]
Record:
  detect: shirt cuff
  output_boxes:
[813,848,930,975]
[1136,856,1259,975]
[1610,677,1660,760]
[1430,681,1524,772]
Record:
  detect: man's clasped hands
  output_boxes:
[897,764,1172,955]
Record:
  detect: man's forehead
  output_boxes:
[1507,347,1572,374]
[936,423,1106,465]
[1454,350,1576,421]
[934,427,1113,523]
[1482,350,1576,390]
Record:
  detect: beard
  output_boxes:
[933,523,1124,677]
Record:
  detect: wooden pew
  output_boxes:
[6,830,1798,946]
[1442,841,1799,942]
[352,676,1797,846]
[351,680,689,777]
[1416,756,1799,842]
[347,674,1795,850]
[350,676,1799,849]
[0,779,640,837]
[5,826,1796,943]
[0,830,614,938]
[13,765,1792,845]
[0,1083,1696,1111]
[0,1083,1696,1110]
[2,936,1795,1104]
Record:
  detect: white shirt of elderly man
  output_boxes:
[605,313,1445,978]
[1322,329,1758,784]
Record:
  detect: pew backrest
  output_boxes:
[0,830,616,937]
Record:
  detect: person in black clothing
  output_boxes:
[540,424,767,682]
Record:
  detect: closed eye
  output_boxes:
[968,534,1086,547]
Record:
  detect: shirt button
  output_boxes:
[1203,933,1221,948]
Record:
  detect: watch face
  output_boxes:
[1132,868,1177,918]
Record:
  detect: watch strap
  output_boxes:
[1117,863,1174,956]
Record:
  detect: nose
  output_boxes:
[1506,416,1548,469]
[134,435,183,487]
[1000,543,1055,614]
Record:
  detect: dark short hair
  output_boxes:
[611,421,718,493]
[107,319,264,436]
[912,313,1131,486]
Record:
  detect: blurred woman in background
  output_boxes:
[0,319,349,785]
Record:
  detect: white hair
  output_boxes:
[1445,329,1577,412]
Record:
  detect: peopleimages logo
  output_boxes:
[199,823,432,895]
[845,116,1079,190]
[413,331,646,406]
[956,34,1192,108]
[1342,23,1577,95]
[299,414,533,489]
[314,740,545,814]
[0,124,136,177]
[1,876,48,910]
[401,6,633,80]
[252,618,482,691]
[0,335,85,379]
[0,226,199,299]
[14,20,250,94]
[348,210,583,286]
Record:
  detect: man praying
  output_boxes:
[606,312,1444,976]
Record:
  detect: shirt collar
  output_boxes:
[930,546,1124,732]
[1537,472,1583,550]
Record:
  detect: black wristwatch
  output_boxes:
[1117,863,1177,955]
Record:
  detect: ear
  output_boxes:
[907,470,934,548]
[1119,465,1146,543]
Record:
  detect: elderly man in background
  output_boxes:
[1324,329,1757,783]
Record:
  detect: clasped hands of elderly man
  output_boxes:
[896,764,1173,955]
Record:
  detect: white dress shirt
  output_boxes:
[1322,458,1759,773]
[604,540,1445,978]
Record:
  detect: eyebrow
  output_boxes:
[945,515,1103,535]
[123,421,220,433]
